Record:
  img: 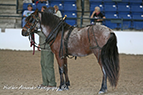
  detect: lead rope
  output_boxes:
[30,33,35,55]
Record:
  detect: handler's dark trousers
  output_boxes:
[41,50,56,86]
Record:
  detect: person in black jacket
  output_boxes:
[90,6,105,25]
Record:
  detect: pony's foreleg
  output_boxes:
[55,54,69,91]
[55,54,65,91]
[63,58,70,89]
[58,66,65,90]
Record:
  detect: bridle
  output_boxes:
[24,14,40,34]
[24,13,42,54]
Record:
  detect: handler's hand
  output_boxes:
[37,45,41,51]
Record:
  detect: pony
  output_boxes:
[22,8,120,94]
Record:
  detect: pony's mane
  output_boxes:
[41,12,70,31]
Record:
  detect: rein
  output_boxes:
[45,15,67,45]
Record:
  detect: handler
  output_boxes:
[37,6,56,88]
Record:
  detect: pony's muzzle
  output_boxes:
[22,28,29,36]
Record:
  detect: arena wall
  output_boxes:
[0,28,143,55]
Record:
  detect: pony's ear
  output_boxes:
[35,9,39,12]
[34,9,39,15]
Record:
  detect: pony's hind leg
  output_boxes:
[98,65,107,94]
[92,49,107,94]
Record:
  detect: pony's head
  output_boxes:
[22,7,56,36]
[22,9,40,36]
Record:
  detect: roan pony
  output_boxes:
[22,8,119,94]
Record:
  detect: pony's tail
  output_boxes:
[101,32,120,87]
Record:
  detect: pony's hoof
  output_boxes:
[56,85,69,91]
[56,88,63,91]
[62,85,69,91]
[63,87,69,91]
[98,90,107,94]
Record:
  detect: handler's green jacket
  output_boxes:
[37,31,51,50]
